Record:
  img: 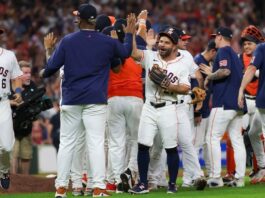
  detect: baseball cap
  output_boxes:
[207,40,217,50]
[73,4,97,21]
[174,28,192,40]
[211,27,233,39]
[95,14,112,32]
[102,26,114,36]
[158,27,179,44]
[114,18,127,42]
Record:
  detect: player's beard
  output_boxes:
[158,47,172,58]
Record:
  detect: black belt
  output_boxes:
[245,95,256,100]
[150,100,184,108]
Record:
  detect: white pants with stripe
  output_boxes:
[0,100,15,177]
[193,117,211,176]
[55,104,107,189]
[206,107,246,179]
[248,108,265,168]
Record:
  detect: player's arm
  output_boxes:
[207,68,231,80]
[41,38,65,78]
[44,32,57,60]
[11,77,23,104]
[238,65,256,108]
[167,83,190,94]
[195,69,204,88]
[167,67,190,94]
[131,33,144,62]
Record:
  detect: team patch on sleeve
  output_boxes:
[219,59,228,67]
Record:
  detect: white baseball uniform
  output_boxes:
[0,48,23,177]
[147,49,204,186]
[138,50,190,148]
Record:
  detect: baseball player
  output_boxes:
[104,18,144,193]
[40,4,136,198]
[129,26,194,194]
[224,25,264,183]
[138,26,207,190]
[206,27,246,187]
[0,27,23,190]
[44,32,93,196]
[193,40,217,176]
[238,41,265,184]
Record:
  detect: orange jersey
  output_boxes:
[242,53,258,96]
[108,57,143,99]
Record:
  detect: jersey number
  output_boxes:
[2,79,6,88]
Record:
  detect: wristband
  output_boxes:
[138,19,146,25]
[15,87,22,94]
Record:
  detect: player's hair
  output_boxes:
[18,60,31,68]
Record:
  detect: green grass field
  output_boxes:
[2,178,265,198]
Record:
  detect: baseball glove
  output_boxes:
[189,87,206,111]
[149,64,171,89]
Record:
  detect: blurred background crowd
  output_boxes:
[0,0,264,148]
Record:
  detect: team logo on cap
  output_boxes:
[167,28,174,35]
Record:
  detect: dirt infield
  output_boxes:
[0,174,55,194]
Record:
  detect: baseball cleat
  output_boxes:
[250,169,265,184]
[207,177,224,188]
[227,178,244,187]
[128,182,149,194]
[194,178,207,190]
[0,173,10,190]
[167,183,177,194]
[92,188,110,197]
[120,168,133,192]
[222,174,235,185]
[55,187,67,198]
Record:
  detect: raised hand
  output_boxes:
[137,10,148,21]
[199,63,212,76]
[125,13,136,34]
[44,32,57,50]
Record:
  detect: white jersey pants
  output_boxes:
[0,100,15,177]
[55,104,107,189]
[193,117,211,175]
[248,108,265,168]
[206,107,246,179]
[107,96,143,183]
[177,105,203,184]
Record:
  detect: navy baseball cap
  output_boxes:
[96,14,111,32]
[159,27,179,44]
[102,26,114,36]
[207,40,217,50]
[211,27,233,39]
[73,4,97,21]
[174,28,192,40]
[114,18,127,42]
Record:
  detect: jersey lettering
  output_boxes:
[0,67,9,77]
